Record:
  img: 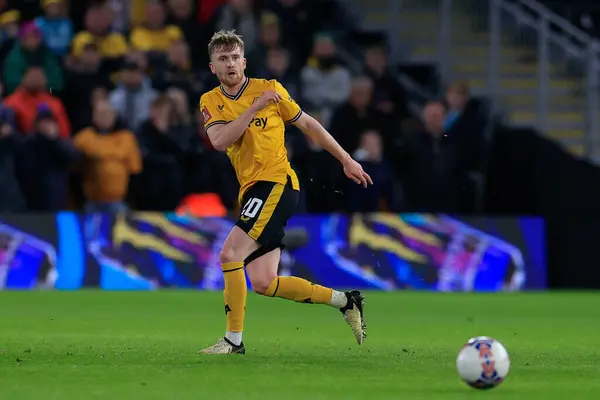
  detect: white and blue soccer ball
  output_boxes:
[456,336,510,389]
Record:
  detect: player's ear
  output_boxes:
[209,62,215,74]
[242,58,247,70]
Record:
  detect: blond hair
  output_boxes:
[208,30,245,58]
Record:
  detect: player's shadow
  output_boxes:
[192,347,374,367]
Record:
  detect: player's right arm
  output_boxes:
[200,91,281,151]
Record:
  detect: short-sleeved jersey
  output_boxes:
[200,77,302,203]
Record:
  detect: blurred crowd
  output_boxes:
[0,0,488,215]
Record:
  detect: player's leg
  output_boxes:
[199,225,258,355]
[200,181,284,355]
[246,247,341,304]
[250,180,366,344]
[245,246,367,345]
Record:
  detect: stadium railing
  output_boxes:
[341,1,490,213]
[353,0,600,163]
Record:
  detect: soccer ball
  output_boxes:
[456,336,510,389]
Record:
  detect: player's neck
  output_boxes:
[221,76,248,97]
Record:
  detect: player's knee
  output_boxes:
[250,272,277,295]
[219,246,242,265]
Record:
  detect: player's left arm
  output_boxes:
[272,80,372,187]
[293,112,372,187]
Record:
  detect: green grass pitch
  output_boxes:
[1,291,599,399]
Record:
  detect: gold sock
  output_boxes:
[222,261,246,332]
[264,276,333,304]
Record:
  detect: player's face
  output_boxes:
[210,46,246,87]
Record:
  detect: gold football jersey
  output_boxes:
[200,78,301,203]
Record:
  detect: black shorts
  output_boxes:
[235,177,299,257]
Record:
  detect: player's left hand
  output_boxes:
[343,158,373,188]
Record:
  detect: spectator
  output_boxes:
[71,3,128,62]
[123,49,149,73]
[346,130,395,212]
[64,41,112,132]
[34,0,73,57]
[3,22,64,95]
[166,0,206,66]
[130,0,183,55]
[199,0,227,24]
[189,105,239,209]
[445,82,486,155]
[109,60,157,132]
[0,82,16,133]
[247,12,287,75]
[0,108,25,212]
[5,67,70,137]
[329,76,385,154]
[291,113,343,213]
[165,87,198,149]
[300,33,351,128]
[444,80,484,135]
[266,0,316,63]
[166,87,211,196]
[168,88,205,168]
[73,100,142,213]
[260,47,300,100]
[107,0,131,33]
[214,0,258,54]
[444,80,487,210]
[0,9,19,38]
[91,86,109,106]
[19,106,79,211]
[128,0,145,27]
[364,44,409,122]
[152,40,203,111]
[0,9,20,62]
[400,102,465,212]
[135,95,187,210]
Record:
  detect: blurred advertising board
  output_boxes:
[0,213,546,291]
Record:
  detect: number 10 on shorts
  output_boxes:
[241,198,264,219]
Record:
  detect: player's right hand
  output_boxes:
[251,90,282,111]
[343,157,373,188]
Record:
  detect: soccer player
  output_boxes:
[199,30,373,354]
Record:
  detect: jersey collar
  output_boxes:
[220,76,250,101]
